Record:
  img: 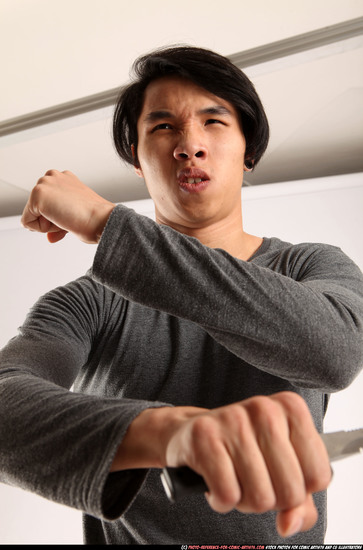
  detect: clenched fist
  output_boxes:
[21,170,115,244]
[111,392,332,538]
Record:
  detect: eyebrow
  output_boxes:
[143,105,233,123]
[144,110,175,122]
[198,106,233,117]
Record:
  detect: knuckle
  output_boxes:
[31,184,44,202]
[276,482,305,511]
[219,403,249,428]
[190,414,215,436]
[306,462,332,493]
[190,415,219,449]
[216,489,239,510]
[248,398,287,442]
[204,475,242,513]
[36,176,46,187]
[208,493,235,514]
[36,177,51,188]
[246,394,271,412]
[246,490,276,514]
[247,395,280,425]
[276,391,309,418]
[44,169,59,177]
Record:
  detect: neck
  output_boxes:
[156,208,263,262]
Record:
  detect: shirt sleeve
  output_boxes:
[91,204,363,393]
[0,275,168,520]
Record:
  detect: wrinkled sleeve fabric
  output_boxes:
[1,202,363,524]
[92,204,363,393]
[0,276,167,520]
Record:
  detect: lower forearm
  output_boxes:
[110,405,204,472]
[110,392,332,539]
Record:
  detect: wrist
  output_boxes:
[94,202,116,243]
[110,405,203,472]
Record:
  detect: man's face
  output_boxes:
[134,76,247,230]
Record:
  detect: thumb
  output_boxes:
[47,229,68,243]
[276,493,318,538]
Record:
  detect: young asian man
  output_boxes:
[1,46,362,545]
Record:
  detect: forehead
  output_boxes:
[139,76,238,121]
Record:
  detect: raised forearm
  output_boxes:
[19,174,363,391]
[93,206,363,391]
[21,169,115,244]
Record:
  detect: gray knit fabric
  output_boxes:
[1,204,362,544]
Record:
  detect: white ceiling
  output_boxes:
[1,0,363,218]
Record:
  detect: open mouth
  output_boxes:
[185,177,204,184]
[177,168,210,192]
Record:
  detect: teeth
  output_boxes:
[187,178,202,184]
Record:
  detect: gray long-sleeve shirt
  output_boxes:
[1,204,363,544]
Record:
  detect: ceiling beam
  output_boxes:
[1,16,362,137]
[229,16,363,67]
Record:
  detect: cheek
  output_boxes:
[150,150,174,178]
[139,140,166,172]
[139,154,175,199]
[230,138,247,170]
[137,149,159,181]
[214,132,245,158]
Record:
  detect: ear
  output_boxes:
[131,144,144,178]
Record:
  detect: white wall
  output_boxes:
[0,173,362,544]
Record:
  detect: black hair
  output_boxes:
[113,45,269,169]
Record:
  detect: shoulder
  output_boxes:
[252,237,362,283]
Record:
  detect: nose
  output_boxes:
[173,130,207,161]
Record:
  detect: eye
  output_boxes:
[205,119,224,126]
[151,123,173,132]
